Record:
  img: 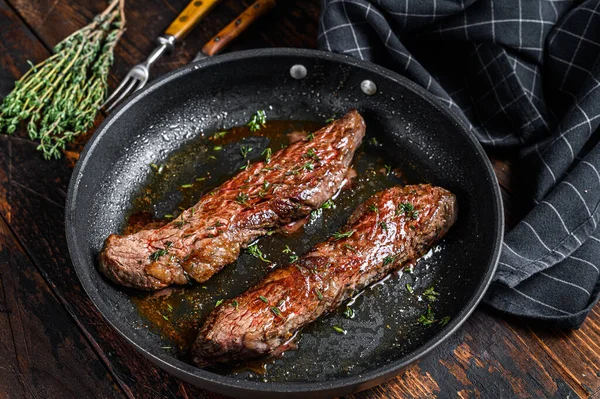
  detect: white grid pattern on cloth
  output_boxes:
[318,0,600,327]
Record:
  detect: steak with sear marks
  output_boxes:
[192,184,457,366]
[99,110,365,290]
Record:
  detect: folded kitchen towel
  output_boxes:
[319,0,600,328]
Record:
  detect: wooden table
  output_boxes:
[1,1,599,398]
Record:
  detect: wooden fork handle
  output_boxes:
[165,0,221,41]
[201,0,276,57]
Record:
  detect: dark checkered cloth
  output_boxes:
[319,0,600,328]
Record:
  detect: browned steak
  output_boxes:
[99,110,365,290]
[192,184,457,366]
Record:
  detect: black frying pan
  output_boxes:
[65,48,503,398]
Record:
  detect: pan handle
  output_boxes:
[165,0,222,41]
[201,0,276,57]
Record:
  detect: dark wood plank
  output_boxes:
[3,137,220,398]
[0,206,124,398]
[1,0,599,398]
[349,311,581,399]
[6,0,320,90]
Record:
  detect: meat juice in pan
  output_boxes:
[127,120,450,382]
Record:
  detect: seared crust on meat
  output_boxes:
[192,184,457,366]
[99,110,366,290]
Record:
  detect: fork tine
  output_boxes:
[104,78,139,113]
[101,74,133,110]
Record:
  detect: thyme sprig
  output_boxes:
[0,0,126,159]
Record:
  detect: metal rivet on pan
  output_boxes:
[290,64,307,80]
[361,80,377,95]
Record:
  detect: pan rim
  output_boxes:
[65,47,503,396]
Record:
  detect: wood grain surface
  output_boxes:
[0,1,599,398]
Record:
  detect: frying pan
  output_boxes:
[65,48,503,398]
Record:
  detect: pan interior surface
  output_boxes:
[66,49,502,397]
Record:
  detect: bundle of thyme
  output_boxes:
[0,0,126,159]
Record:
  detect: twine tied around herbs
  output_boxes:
[0,0,126,160]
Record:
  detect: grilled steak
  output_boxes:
[99,110,365,290]
[192,184,457,366]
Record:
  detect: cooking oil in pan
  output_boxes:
[128,120,449,382]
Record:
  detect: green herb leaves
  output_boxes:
[332,229,355,240]
[397,202,419,219]
[314,288,324,300]
[418,305,436,326]
[383,255,396,266]
[240,145,253,158]
[247,243,271,263]
[423,286,440,302]
[236,192,249,205]
[344,306,354,319]
[149,242,173,261]
[262,147,272,163]
[247,110,267,132]
[0,0,126,159]
[332,326,346,335]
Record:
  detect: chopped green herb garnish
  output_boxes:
[397,202,418,219]
[379,221,388,231]
[303,162,315,171]
[232,300,239,309]
[258,181,271,198]
[174,220,187,228]
[240,145,253,158]
[262,147,272,163]
[333,230,355,240]
[383,255,395,266]
[271,306,282,317]
[321,199,335,209]
[180,184,193,188]
[215,299,224,307]
[439,316,451,326]
[236,192,249,205]
[418,305,436,326]
[384,164,392,176]
[307,132,314,141]
[368,204,379,213]
[167,304,173,312]
[150,163,166,174]
[406,283,414,294]
[325,117,335,123]
[196,177,206,182]
[162,314,169,321]
[344,306,354,318]
[344,244,357,253]
[240,160,251,170]
[208,155,217,160]
[315,288,323,300]
[149,242,173,261]
[369,137,378,145]
[305,148,319,161]
[213,131,227,139]
[247,243,271,263]
[332,326,346,334]
[247,110,267,132]
[213,145,222,151]
[259,295,269,303]
[423,286,440,302]
[282,245,292,254]
[164,214,174,219]
[289,254,299,263]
